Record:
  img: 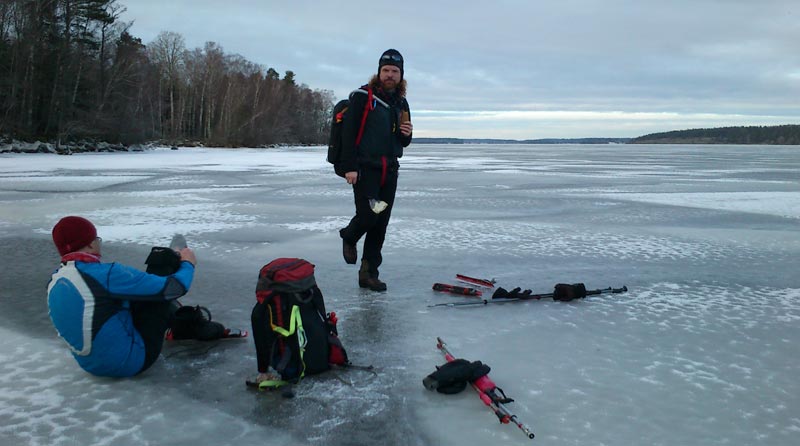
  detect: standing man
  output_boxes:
[47,216,196,377]
[338,49,413,291]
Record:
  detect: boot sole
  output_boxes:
[359,281,387,291]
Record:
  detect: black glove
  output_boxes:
[145,246,181,276]
[553,283,587,301]
[423,359,491,394]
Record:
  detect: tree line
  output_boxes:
[629,125,800,145]
[0,0,333,147]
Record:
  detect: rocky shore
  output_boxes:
[0,138,313,154]
[0,138,157,154]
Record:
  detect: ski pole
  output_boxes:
[455,274,496,288]
[585,286,627,296]
[432,283,482,296]
[428,285,627,308]
[436,337,535,440]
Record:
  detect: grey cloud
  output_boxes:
[121,0,800,137]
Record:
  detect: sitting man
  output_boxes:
[47,216,196,377]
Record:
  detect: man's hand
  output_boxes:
[400,121,413,137]
[179,248,197,266]
[345,171,358,185]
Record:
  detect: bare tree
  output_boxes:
[0,7,333,147]
[147,30,185,140]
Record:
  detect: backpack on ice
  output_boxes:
[253,258,348,383]
[326,88,373,177]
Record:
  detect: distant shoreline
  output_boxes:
[416,124,800,145]
[4,122,799,154]
[413,137,631,145]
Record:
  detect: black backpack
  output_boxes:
[254,258,348,382]
[326,88,372,177]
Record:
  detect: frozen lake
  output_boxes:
[1,143,798,445]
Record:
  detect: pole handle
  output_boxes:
[585,285,628,296]
[433,283,482,296]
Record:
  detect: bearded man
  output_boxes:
[337,49,413,291]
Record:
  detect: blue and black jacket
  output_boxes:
[47,253,194,377]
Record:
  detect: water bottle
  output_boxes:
[170,234,187,250]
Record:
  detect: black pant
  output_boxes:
[131,300,174,374]
[340,167,398,278]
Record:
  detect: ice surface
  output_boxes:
[1,144,798,445]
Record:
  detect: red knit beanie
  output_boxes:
[52,216,97,256]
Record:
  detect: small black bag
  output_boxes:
[169,305,225,341]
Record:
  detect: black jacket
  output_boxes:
[339,85,411,172]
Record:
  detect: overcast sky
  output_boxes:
[119,0,800,139]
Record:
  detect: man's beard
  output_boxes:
[381,78,397,91]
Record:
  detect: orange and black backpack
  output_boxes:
[252,258,348,382]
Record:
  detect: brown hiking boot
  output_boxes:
[342,239,357,264]
[359,276,387,291]
[359,261,386,291]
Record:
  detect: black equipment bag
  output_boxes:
[168,305,225,341]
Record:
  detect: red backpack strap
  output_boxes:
[355,87,373,147]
